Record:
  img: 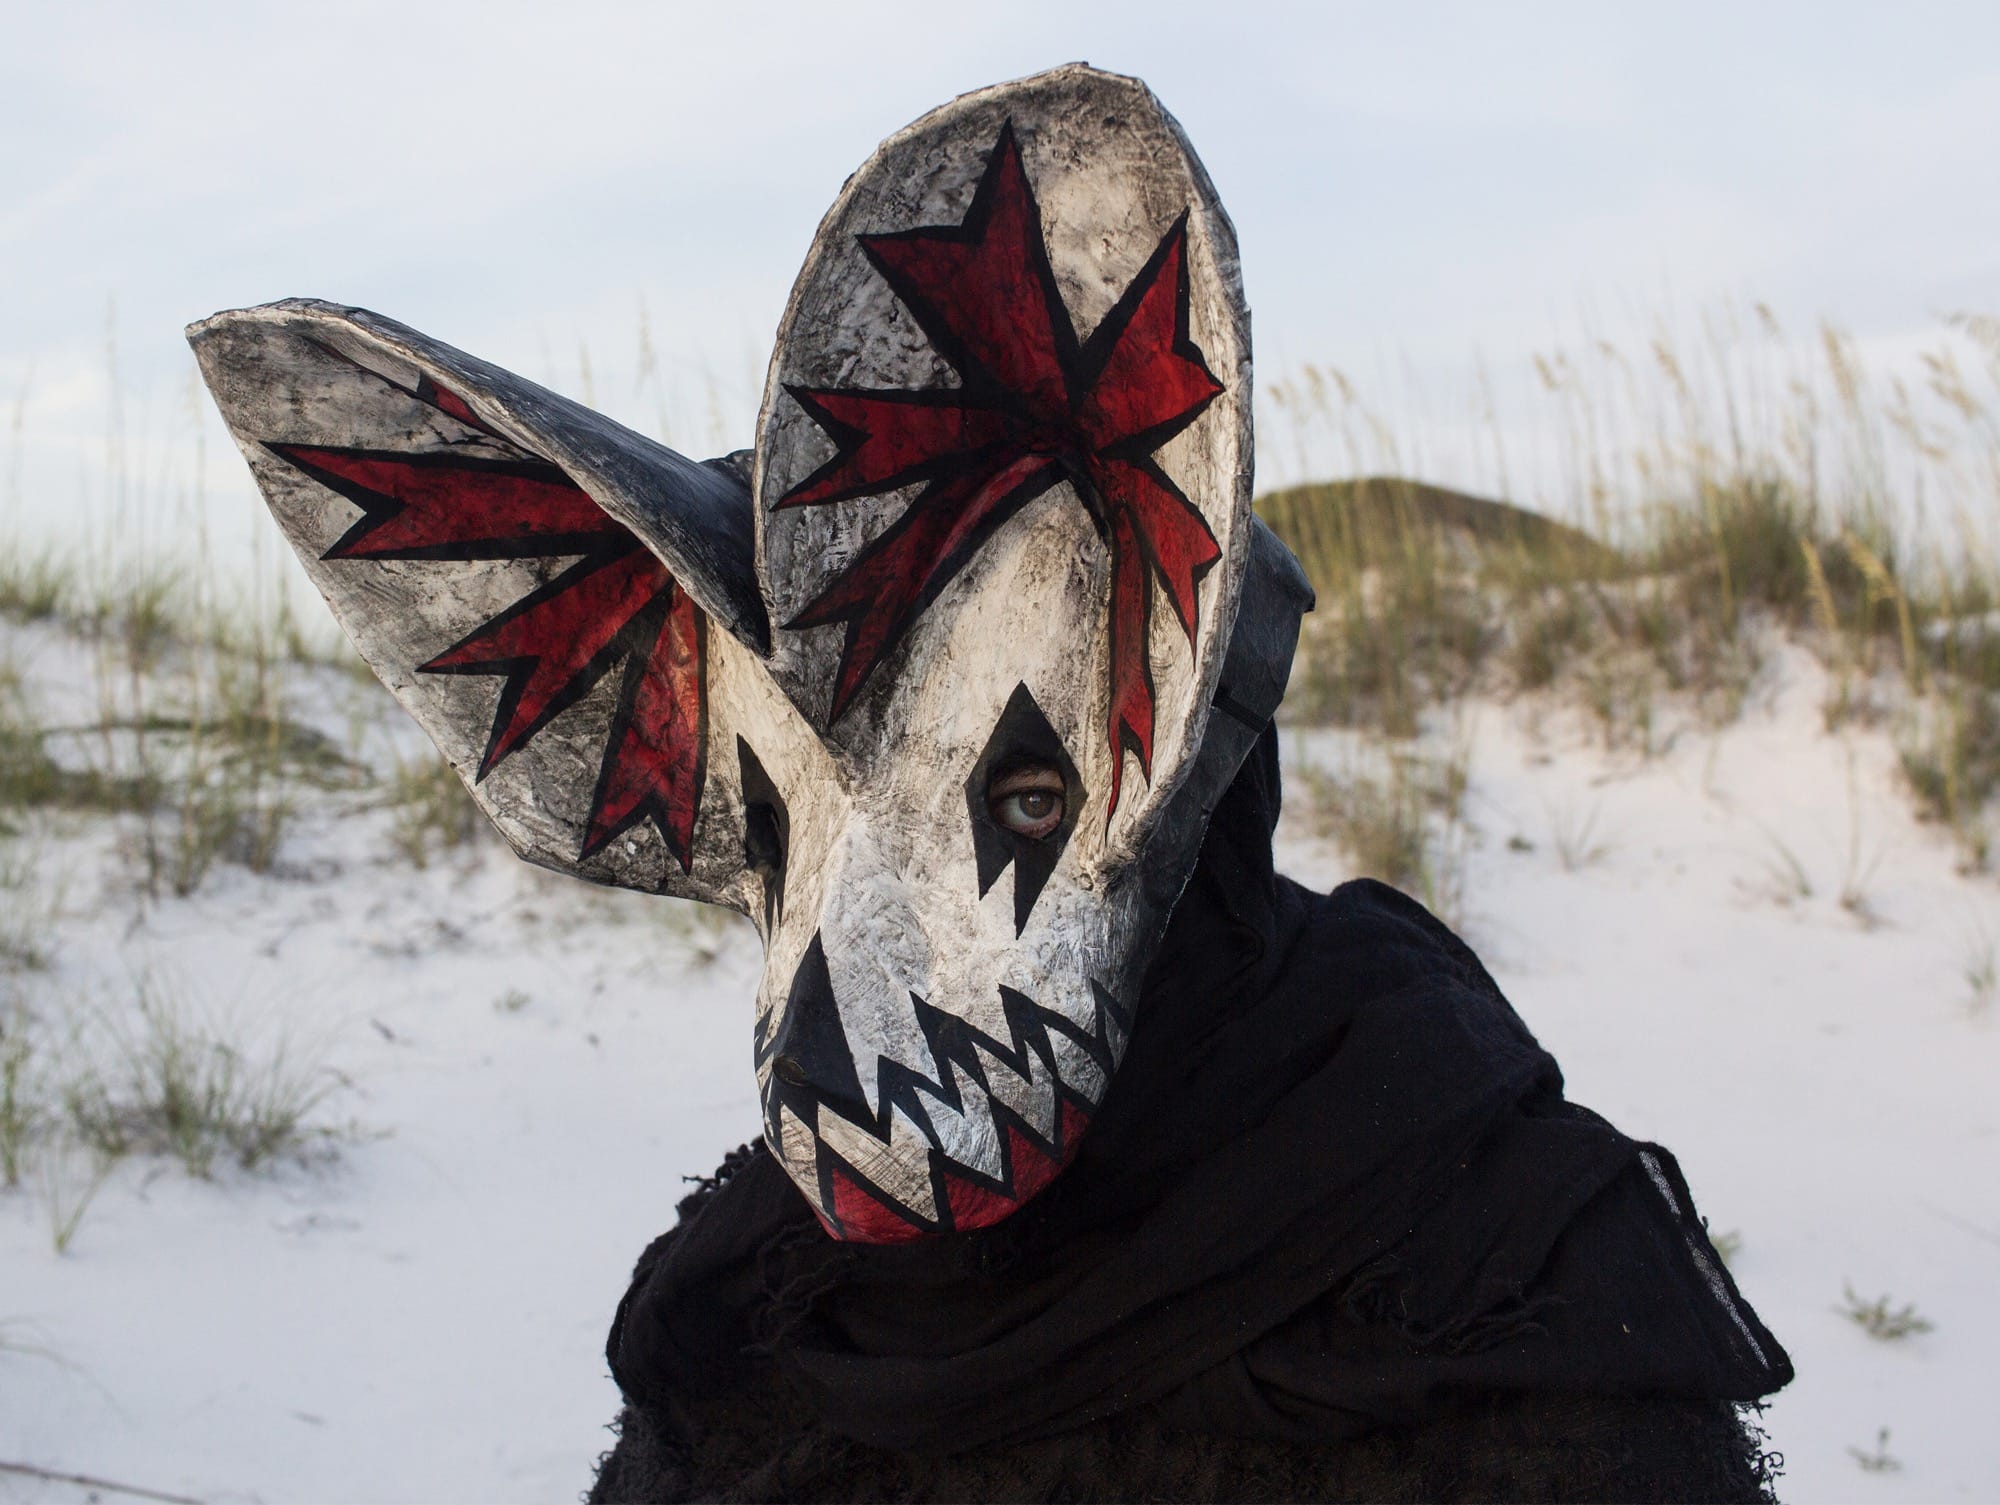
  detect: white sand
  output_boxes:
[3,627,1995,1502]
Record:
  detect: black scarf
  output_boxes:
[603,729,1790,1457]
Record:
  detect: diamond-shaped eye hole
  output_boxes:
[964,684,1084,936]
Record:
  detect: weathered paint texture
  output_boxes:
[189,64,1310,1240]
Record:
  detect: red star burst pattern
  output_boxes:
[780,122,1225,819]
[269,389,708,869]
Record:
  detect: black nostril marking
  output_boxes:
[767,934,869,1121]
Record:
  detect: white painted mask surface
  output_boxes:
[191,64,1311,1241]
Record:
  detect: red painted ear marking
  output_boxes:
[584,584,706,862]
[269,424,708,871]
[415,375,491,433]
[421,547,666,775]
[778,123,1223,818]
[277,446,619,561]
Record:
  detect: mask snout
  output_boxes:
[764,932,873,1131]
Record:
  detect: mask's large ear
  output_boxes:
[188,299,783,905]
[754,63,1253,867]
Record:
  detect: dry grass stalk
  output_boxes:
[1260,309,2000,855]
[1296,728,1472,927]
[1837,1282,1935,1341]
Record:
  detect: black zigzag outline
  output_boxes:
[577,583,710,871]
[793,980,1128,1234]
[774,119,1226,759]
[854,119,1082,408]
[266,443,618,563]
[782,460,1069,721]
[266,346,713,869]
[775,384,1020,513]
[414,547,661,777]
[300,334,513,444]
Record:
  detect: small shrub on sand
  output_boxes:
[1546,797,1611,872]
[1297,731,1471,926]
[1898,683,2000,871]
[60,975,346,1178]
[0,548,74,624]
[0,833,53,974]
[1965,930,1997,1015]
[1847,1427,1902,1474]
[0,1002,42,1188]
[1837,1282,1935,1341]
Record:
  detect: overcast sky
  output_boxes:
[5,1,1998,568]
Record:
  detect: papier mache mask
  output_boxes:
[191,64,1312,1242]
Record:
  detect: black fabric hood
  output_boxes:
[604,727,1791,1456]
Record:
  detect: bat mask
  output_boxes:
[191,64,1312,1242]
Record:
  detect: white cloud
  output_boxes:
[4,0,1997,556]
